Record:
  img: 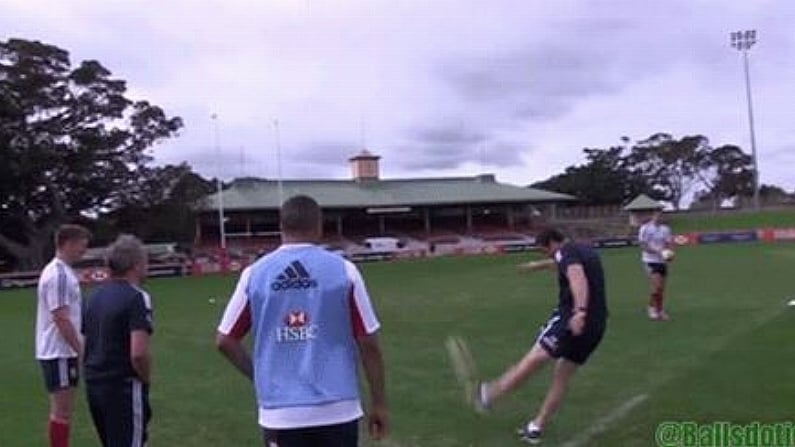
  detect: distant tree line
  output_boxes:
[532,134,792,210]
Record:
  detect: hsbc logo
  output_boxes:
[276,310,319,342]
[271,261,318,291]
[286,310,309,327]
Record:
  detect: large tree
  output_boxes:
[0,38,182,268]
[625,135,756,210]
[97,163,215,245]
[534,134,757,210]
[532,143,659,205]
[758,184,793,205]
[625,133,707,210]
[693,144,754,209]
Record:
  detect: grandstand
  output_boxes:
[196,150,575,258]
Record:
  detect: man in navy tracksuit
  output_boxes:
[83,235,153,447]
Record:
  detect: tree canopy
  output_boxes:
[532,134,758,210]
[531,142,657,205]
[0,38,183,268]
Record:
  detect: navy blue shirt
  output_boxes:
[82,280,153,382]
[555,242,608,324]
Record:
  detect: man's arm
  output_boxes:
[566,263,589,335]
[517,258,556,273]
[216,333,253,380]
[216,267,253,380]
[129,291,154,383]
[130,330,151,383]
[664,226,674,249]
[52,307,82,356]
[44,272,82,356]
[357,333,389,440]
[345,260,389,439]
[566,264,589,310]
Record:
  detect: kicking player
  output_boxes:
[448,228,608,444]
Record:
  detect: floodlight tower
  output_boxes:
[730,30,760,210]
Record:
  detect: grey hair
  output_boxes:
[106,234,147,277]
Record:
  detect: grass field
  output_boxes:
[667,208,795,233]
[2,242,794,446]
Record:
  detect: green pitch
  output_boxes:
[1,242,794,446]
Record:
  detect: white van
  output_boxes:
[363,237,403,253]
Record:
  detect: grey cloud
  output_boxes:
[390,143,474,170]
[290,140,362,165]
[391,137,524,171]
[411,124,488,145]
[439,42,632,121]
[485,142,526,166]
[414,9,711,171]
[395,123,490,170]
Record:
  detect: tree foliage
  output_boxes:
[0,38,183,268]
[534,133,757,210]
[532,141,662,206]
[625,133,705,209]
[96,164,215,246]
[692,144,754,209]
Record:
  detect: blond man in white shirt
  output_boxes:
[35,224,90,447]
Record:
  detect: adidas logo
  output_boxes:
[270,260,318,291]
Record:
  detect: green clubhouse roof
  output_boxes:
[624,194,664,211]
[202,175,575,211]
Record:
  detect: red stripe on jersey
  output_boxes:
[228,303,252,339]
[349,285,367,337]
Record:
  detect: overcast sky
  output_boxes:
[2,0,794,191]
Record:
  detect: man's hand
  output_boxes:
[568,311,586,336]
[358,334,388,439]
[368,403,390,440]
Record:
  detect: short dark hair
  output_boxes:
[280,195,322,235]
[55,224,91,248]
[535,227,565,248]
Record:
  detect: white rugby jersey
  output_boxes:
[638,221,672,264]
[35,257,82,359]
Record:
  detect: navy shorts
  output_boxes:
[39,358,79,392]
[536,311,606,365]
[86,378,150,447]
[645,262,668,277]
[262,419,359,447]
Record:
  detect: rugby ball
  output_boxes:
[661,249,675,262]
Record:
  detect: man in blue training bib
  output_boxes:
[217,195,389,447]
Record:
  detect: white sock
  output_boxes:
[480,382,491,405]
